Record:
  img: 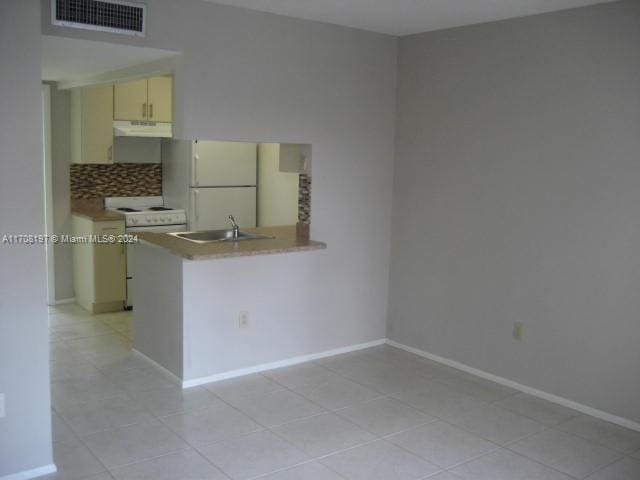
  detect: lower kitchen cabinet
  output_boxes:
[72,216,126,313]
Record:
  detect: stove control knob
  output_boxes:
[130,218,138,225]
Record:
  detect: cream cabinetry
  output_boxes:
[113,78,147,121]
[72,216,126,313]
[114,76,173,122]
[71,84,114,164]
[147,76,173,122]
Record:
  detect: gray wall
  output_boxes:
[390,1,640,423]
[0,0,54,476]
[49,84,75,301]
[43,0,397,359]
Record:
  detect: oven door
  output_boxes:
[125,223,186,308]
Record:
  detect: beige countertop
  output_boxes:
[137,225,326,260]
[71,206,125,222]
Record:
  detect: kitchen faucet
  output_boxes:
[228,215,240,240]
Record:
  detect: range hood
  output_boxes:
[113,120,172,138]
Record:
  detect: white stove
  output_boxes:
[105,197,187,309]
[105,196,186,228]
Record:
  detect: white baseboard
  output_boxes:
[0,464,56,480]
[182,339,387,388]
[53,297,75,305]
[132,349,183,387]
[386,339,640,433]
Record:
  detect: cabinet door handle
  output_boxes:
[142,103,147,118]
[107,145,113,161]
[149,103,153,118]
[193,190,199,221]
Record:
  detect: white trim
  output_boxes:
[0,464,56,480]
[181,339,386,389]
[386,339,640,433]
[53,297,75,305]
[131,349,183,386]
[42,84,56,306]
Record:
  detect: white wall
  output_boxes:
[0,0,54,477]
[43,0,397,366]
[390,1,640,423]
[258,143,299,226]
[181,249,338,380]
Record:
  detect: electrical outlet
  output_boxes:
[238,312,249,329]
[513,322,524,341]
[0,393,5,418]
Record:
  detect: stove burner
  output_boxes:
[148,206,172,211]
[117,207,141,212]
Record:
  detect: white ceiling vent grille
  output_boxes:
[52,0,146,37]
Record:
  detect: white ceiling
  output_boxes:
[207,0,617,36]
[42,35,179,83]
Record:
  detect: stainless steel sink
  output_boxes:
[168,229,274,244]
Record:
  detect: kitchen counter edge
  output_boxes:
[136,225,326,261]
[71,208,125,222]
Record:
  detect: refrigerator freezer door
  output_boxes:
[192,141,257,187]
[190,187,257,231]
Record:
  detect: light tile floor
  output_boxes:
[45,304,640,479]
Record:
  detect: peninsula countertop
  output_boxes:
[136,225,326,260]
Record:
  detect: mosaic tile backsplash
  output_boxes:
[298,174,311,224]
[70,163,162,199]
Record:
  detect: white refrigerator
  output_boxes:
[162,140,257,230]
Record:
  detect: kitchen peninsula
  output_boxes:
[132,226,327,387]
[137,225,325,260]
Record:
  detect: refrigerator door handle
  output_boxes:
[193,154,199,186]
[193,189,199,223]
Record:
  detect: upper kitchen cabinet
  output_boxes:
[114,76,173,122]
[114,78,147,121]
[71,84,114,164]
[147,76,173,122]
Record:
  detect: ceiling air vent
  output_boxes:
[52,0,146,37]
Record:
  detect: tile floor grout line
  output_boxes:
[49,309,203,476]
[50,313,636,480]
[205,367,399,435]
[550,417,640,456]
[195,383,329,431]
[189,382,385,460]
[384,384,557,450]
[515,420,631,455]
[500,432,622,480]
[578,454,634,480]
[64,421,116,480]
[381,427,504,470]
[245,458,349,480]
[99,445,193,473]
[449,445,584,480]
